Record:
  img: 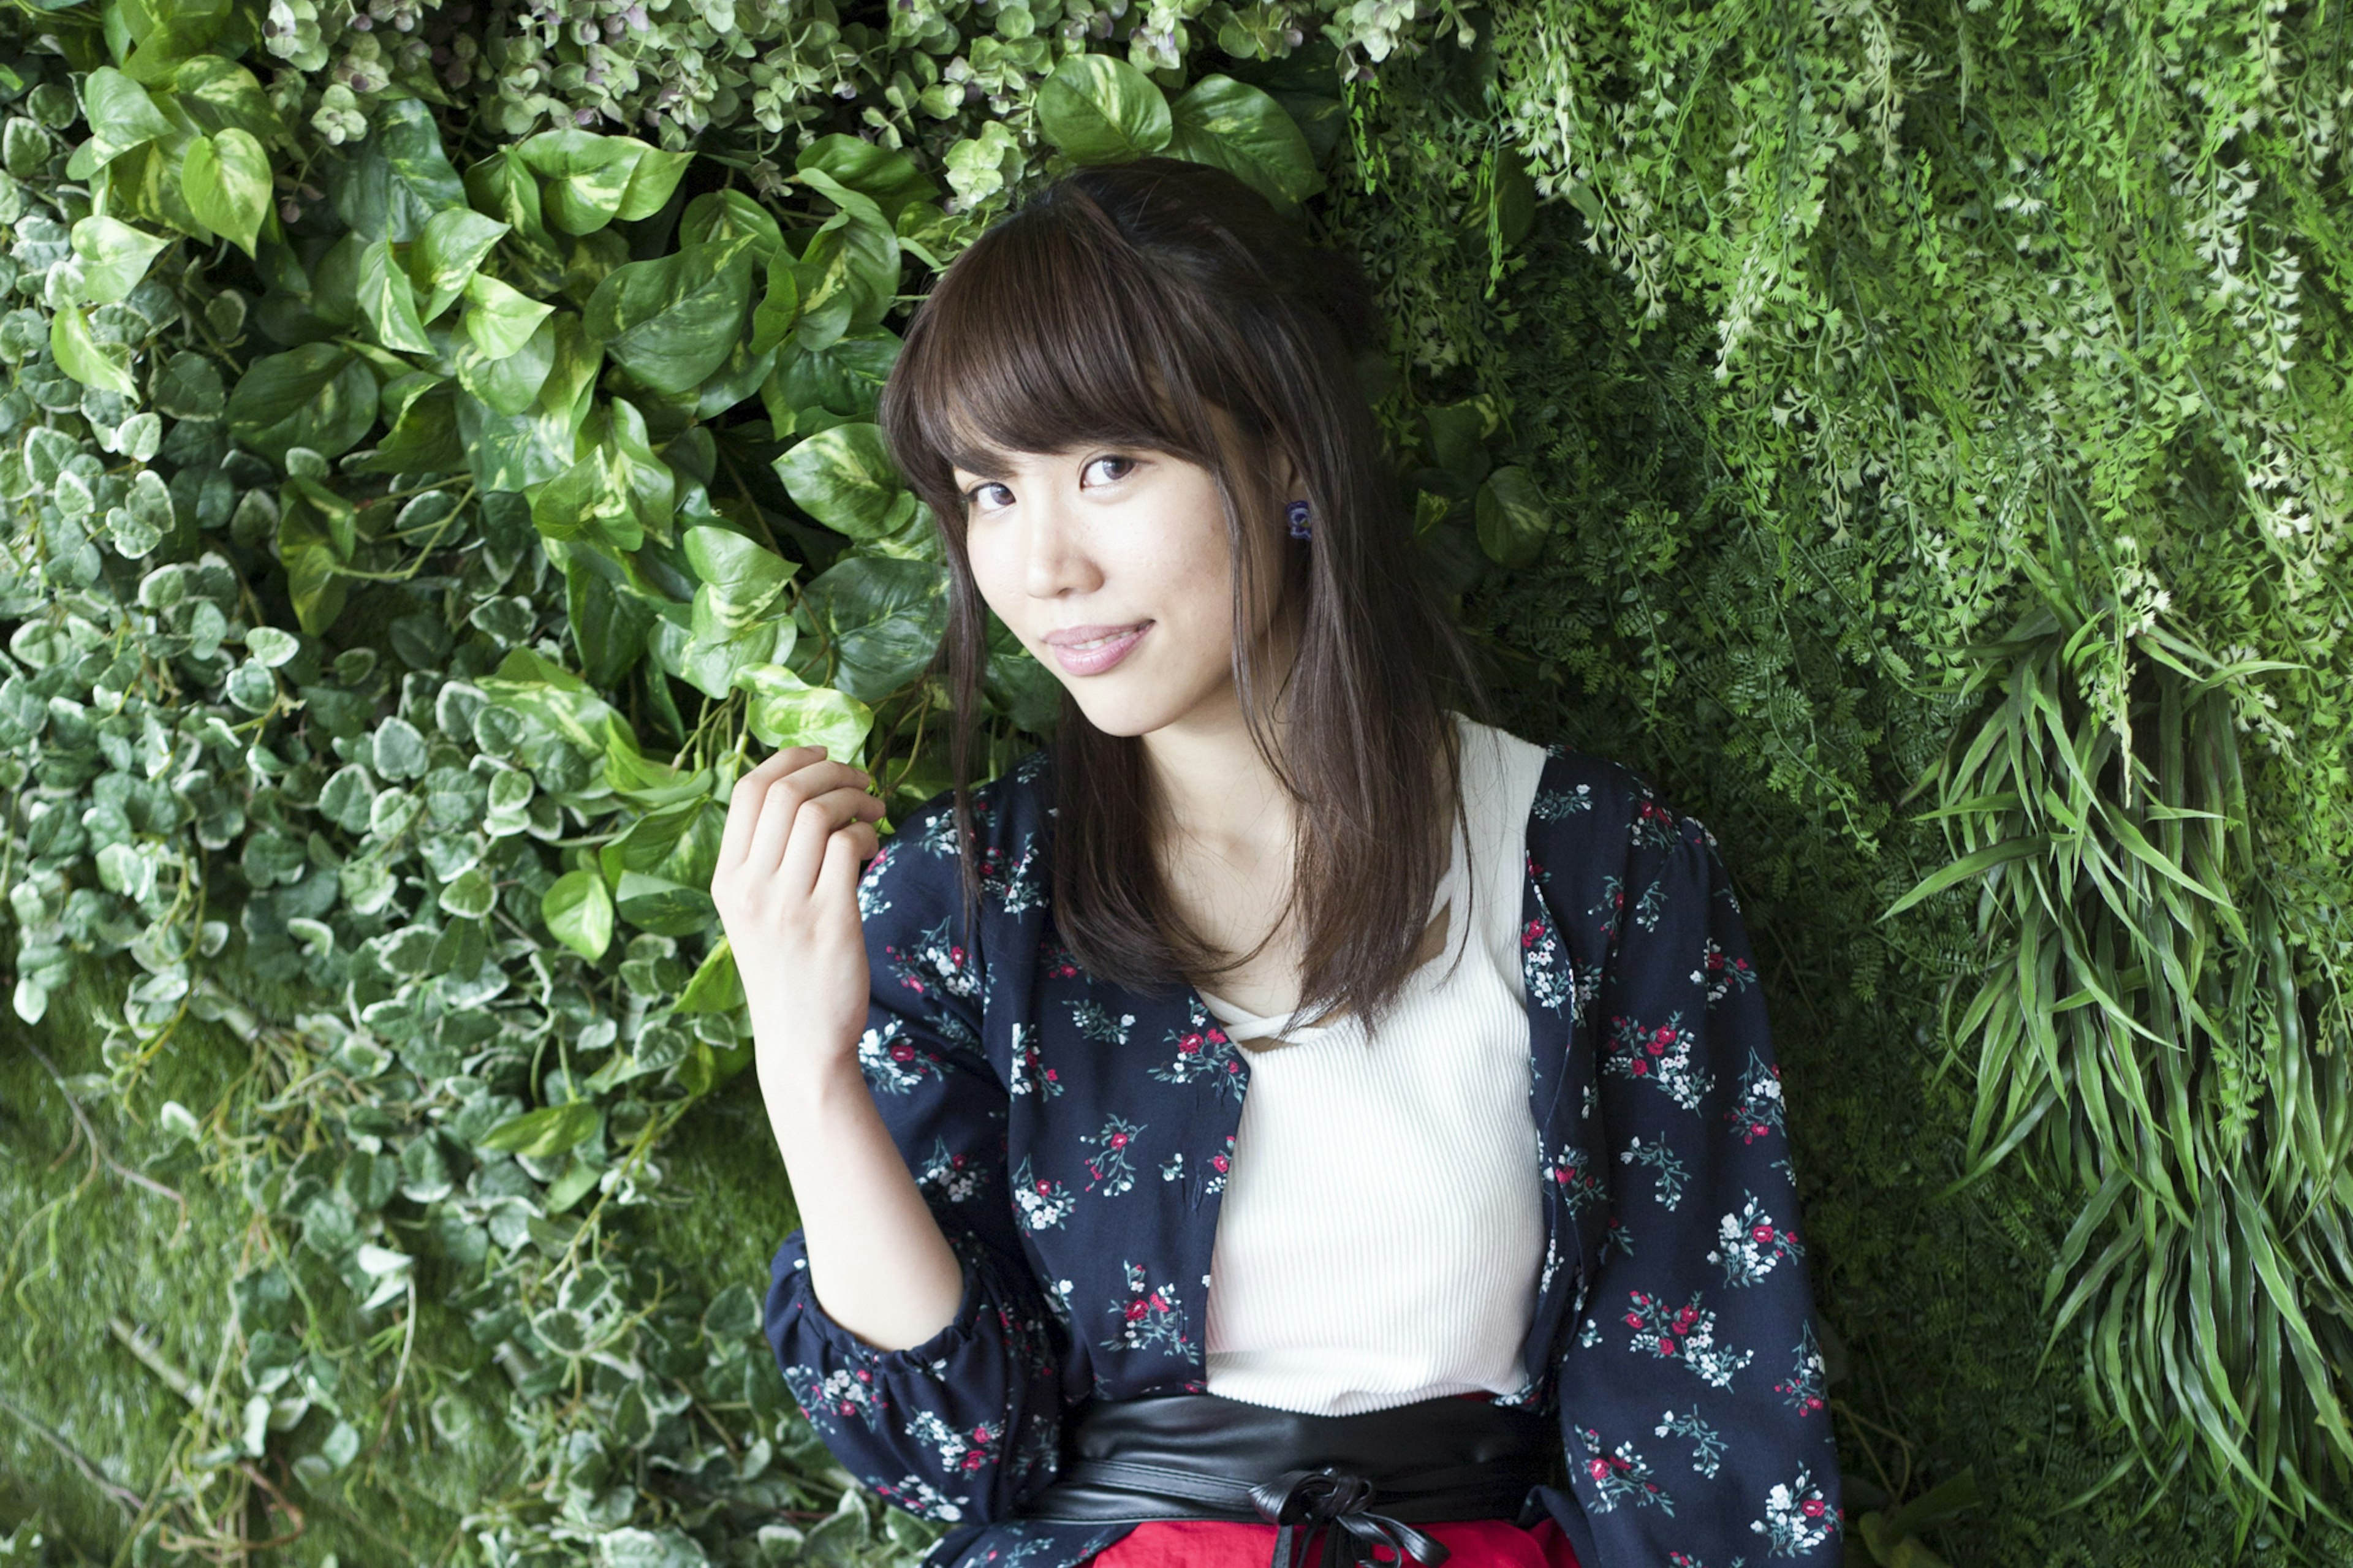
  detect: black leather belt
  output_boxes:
[1018,1392,1556,1568]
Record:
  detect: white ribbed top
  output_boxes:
[1197,713,1551,1416]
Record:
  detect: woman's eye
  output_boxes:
[966,482,1013,511]
[1088,455,1137,485]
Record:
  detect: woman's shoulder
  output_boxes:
[1452,712,1667,833]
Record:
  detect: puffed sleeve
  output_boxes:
[1552,792,1846,1564]
[762,802,1066,1528]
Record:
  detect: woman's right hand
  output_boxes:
[710,745,889,1078]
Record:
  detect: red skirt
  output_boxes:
[1085,1517,1584,1568]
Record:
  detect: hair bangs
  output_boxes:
[887,199,1251,521]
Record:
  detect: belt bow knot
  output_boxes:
[1249,1466,1453,1568]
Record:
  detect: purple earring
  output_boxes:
[1286,499,1313,540]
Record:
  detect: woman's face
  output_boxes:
[954,427,1298,740]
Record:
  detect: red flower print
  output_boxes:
[1045,1069,1059,1081]
[1630,1059,1649,1075]
[1752,1224,1775,1243]
[890,1043,915,1062]
[1146,1291,1168,1312]
[1656,1337,1675,1356]
[1624,1312,1643,1328]
[1212,1154,1230,1173]
[1802,1499,1825,1518]
[1110,1132,1129,1149]
[1178,1033,1202,1056]
[1124,1301,1146,1321]
[1588,1459,1610,1481]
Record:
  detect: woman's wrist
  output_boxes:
[759,1045,869,1154]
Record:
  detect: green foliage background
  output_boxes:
[2,0,2350,1562]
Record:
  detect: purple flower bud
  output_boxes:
[575,107,597,125]
[625,3,646,26]
[281,199,302,222]
[350,12,371,26]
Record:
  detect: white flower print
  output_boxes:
[1627,793,1680,850]
[907,1408,1002,1486]
[1008,1020,1064,1099]
[1147,997,1246,1100]
[1159,1134,1235,1197]
[1011,1156,1076,1232]
[855,845,896,918]
[870,1473,971,1523]
[1709,1192,1805,1287]
[1080,1115,1146,1197]
[1774,1319,1829,1417]
[1544,1140,1608,1219]
[1603,1009,1716,1112]
[1069,999,1135,1046]
[885,915,981,1006]
[1748,1465,1838,1555]
[1521,896,1574,1015]
[1699,933,1759,1005]
[1654,1408,1726,1478]
[782,1363,887,1433]
[1621,1133,1689,1210]
[1533,781,1594,820]
[977,831,1046,914]
[1621,1289,1753,1389]
[917,1137,984,1203]
[1100,1261,1194,1357]
[858,1017,944,1095]
[1725,1048,1786,1146]
[1574,1424,1675,1515]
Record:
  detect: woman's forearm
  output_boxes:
[763,1049,966,1352]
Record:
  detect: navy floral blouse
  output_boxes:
[763,738,1846,1568]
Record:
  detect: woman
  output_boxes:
[711,158,1844,1568]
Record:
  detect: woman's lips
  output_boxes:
[1049,621,1151,675]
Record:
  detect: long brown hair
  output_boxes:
[877,156,1496,1040]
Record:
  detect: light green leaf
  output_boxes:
[414,207,510,320]
[183,127,271,256]
[69,216,170,305]
[733,663,873,761]
[1166,74,1325,215]
[462,271,555,362]
[74,67,174,172]
[517,129,657,235]
[684,525,797,631]
[50,305,138,396]
[772,422,904,538]
[173,55,285,142]
[358,238,435,354]
[616,146,695,221]
[1034,52,1172,162]
[478,1100,602,1158]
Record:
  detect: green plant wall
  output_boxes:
[1,0,2350,1562]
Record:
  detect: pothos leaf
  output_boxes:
[69,216,170,305]
[50,305,138,396]
[183,128,272,257]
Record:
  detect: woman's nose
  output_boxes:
[1024,497,1103,599]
